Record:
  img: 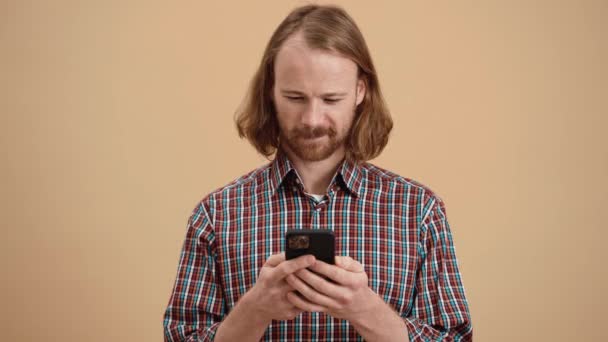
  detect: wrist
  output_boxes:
[240,286,273,326]
[348,287,386,327]
[215,287,272,342]
[347,288,409,342]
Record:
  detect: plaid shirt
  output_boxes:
[164,150,473,341]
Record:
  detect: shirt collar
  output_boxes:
[268,149,363,198]
[268,149,294,195]
[338,156,363,197]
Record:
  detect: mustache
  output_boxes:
[293,126,337,139]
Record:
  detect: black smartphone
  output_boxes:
[285,229,335,264]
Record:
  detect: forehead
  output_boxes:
[274,33,358,92]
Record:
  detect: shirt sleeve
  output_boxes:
[404,196,473,341]
[163,202,225,342]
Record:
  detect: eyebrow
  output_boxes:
[280,89,348,97]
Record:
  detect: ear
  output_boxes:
[355,78,366,107]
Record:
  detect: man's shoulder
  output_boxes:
[193,162,272,209]
[360,162,443,203]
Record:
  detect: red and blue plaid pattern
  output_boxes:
[164,150,473,341]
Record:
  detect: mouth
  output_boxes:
[301,136,325,142]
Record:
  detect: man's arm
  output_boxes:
[163,202,224,342]
[345,197,475,341]
[402,196,473,341]
[163,201,316,342]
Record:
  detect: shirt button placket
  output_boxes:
[313,200,327,227]
[311,201,323,227]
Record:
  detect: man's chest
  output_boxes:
[212,196,420,316]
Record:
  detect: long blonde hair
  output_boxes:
[235,4,392,162]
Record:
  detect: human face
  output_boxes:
[272,33,366,163]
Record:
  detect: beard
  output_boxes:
[280,124,348,162]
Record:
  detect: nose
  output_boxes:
[300,98,324,127]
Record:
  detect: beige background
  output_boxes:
[1,0,606,341]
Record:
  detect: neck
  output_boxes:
[281,146,345,195]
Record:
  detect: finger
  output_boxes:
[336,256,364,272]
[308,260,354,285]
[286,291,327,313]
[285,273,338,308]
[264,252,286,267]
[286,307,304,320]
[294,268,345,299]
[270,254,316,282]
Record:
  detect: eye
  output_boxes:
[285,96,304,102]
[324,98,341,104]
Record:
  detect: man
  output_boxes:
[164,4,472,341]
